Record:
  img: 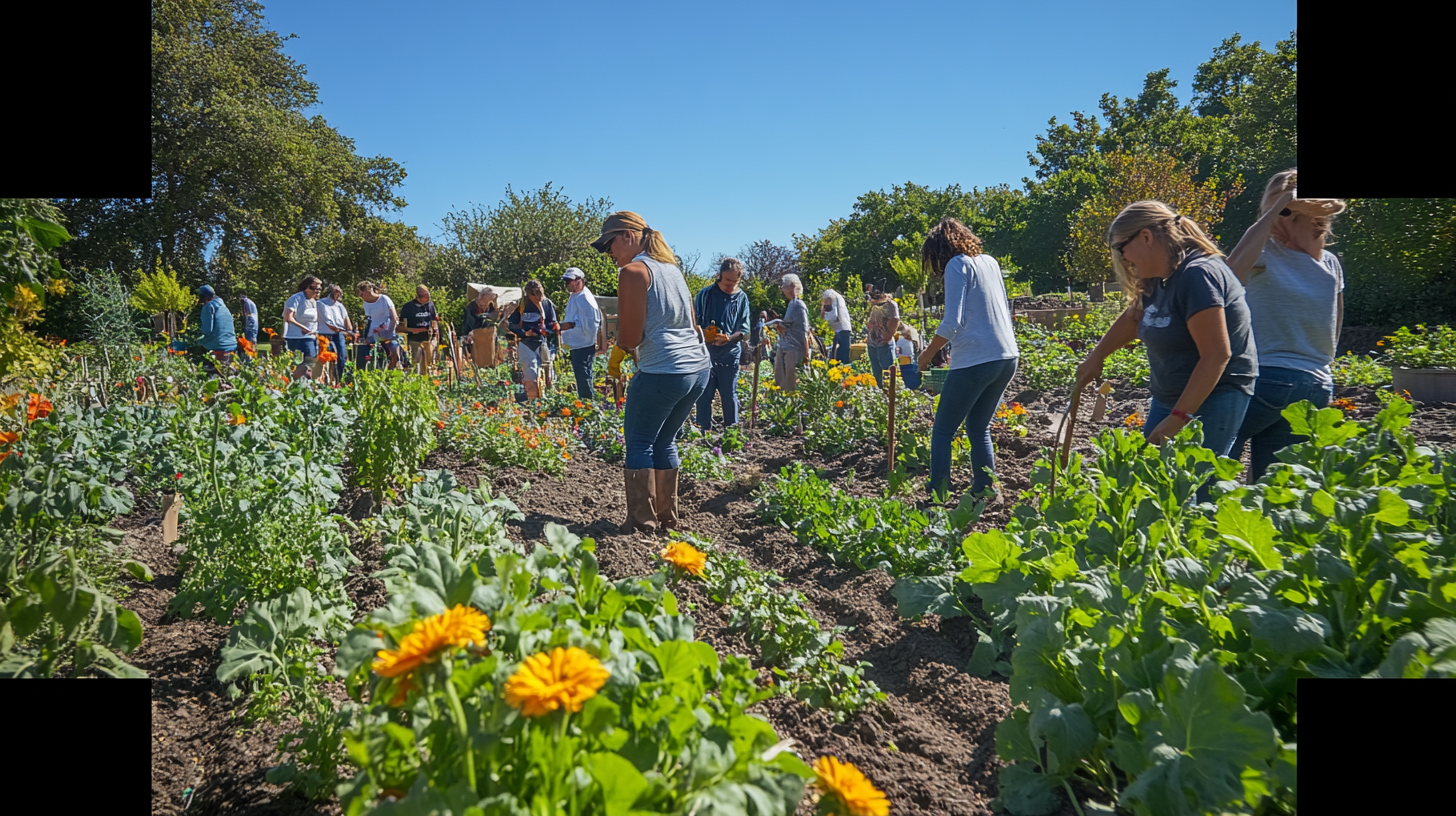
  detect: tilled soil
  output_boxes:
[137,379,1452,815]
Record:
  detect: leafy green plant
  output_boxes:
[1381,323,1456,369]
[1330,351,1392,386]
[348,368,440,502]
[128,261,197,326]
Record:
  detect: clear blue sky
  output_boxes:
[262,0,1297,264]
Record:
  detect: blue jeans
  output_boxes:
[569,346,597,401]
[1146,386,1251,458]
[1232,366,1333,481]
[867,343,894,388]
[625,368,710,470]
[831,330,852,363]
[900,363,921,390]
[243,320,258,345]
[929,358,1018,497]
[697,350,741,429]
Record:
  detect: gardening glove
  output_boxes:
[607,344,628,379]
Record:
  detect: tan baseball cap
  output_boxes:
[591,211,649,252]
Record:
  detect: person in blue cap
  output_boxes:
[197,285,238,376]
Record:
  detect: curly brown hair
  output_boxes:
[920,217,984,277]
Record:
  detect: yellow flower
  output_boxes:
[813,756,889,816]
[661,540,707,577]
[811,359,827,369]
[372,605,491,678]
[828,368,845,383]
[503,647,610,717]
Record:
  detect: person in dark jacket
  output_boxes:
[508,280,559,400]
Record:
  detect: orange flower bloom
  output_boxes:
[562,408,571,416]
[0,451,13,463]
[503,647,609,717]
[318,351,338,363]
[372,605,491,679]
[0,431,19,445]
[1331,397,1357,412]
[661,541,707,577]
[813,756,889,816]
[835,400,844,408]
[473,402,482,409]
[574,401,584,408]
[26,393,53,422]
[263,328,276,337]
[228,413,247,426]
[318,335,330,352]
[432,378,441,386]
[436,420,446,430]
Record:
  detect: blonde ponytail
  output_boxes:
[639,227,676,265]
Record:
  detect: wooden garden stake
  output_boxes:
[162,492,183,545]
[748,344,762,440]
[887,358,898,475]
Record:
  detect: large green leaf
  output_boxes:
[890,574,967,620]
[1213,501,1284,570]
[960,530,1024,584]
[585,752,649,816]
[1120,659,1278,815]
[1028,689,1097,776]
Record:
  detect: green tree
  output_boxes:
[439,183,613,287]
[130,261,199,328]
[57,0,410,321]
[1066,150,1242,284]
[1337,198,1456,325]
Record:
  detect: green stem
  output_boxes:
[209,408,223,502]
[440,660,477,791]
[1061,778,1087,816]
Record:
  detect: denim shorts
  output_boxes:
[285,337,318,358]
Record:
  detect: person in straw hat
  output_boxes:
[594,211,711,534]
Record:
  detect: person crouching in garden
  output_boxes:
[196,285,237,377]
[1074,201,1257,487]
[595,211,710,534]
[693,257,751,429]
[822,288,853,363]
[283,275,323,381]
[895,326,922,389]
[509,280,559,401]
[559,268,607,401]
[774,273,810,393]
[1225,170,1346,482]
[916,218,1018,504]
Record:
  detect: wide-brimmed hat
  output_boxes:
[590,211,650,253]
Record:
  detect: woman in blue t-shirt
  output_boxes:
[1224,169,1347,481]
[1075,201,1257,463]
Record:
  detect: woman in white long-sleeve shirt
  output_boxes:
[916,218,1019,503]
[821,289,853,363]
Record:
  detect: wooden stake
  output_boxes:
[162,492,183,545]
[887,358,898,475]
[748,344,762,440]
[1091,393,1107,424]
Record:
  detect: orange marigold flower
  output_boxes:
[432,378,441,386]
[318,351,338,363]
[503,647,609,717]
[0,431,19,446]
[562,452,571,460]
[436,420,446,430]
[1331,397,1357,412]
[473,402,482,409]
[561,408,571,416]
[228,413,247,426]
[263,328,276,337]
[835,400,844,408]
[372,605,491,679]
[0,393,19,412]
[26,393,53,422]
[1125,411,1144,428]
[661,541,707,577]
[318,335,329,351]
[0,451,13,463]
[813,756,890,816]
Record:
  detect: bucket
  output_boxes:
[471,327,497,368]
[850,343,867,361]
[923,367,949,394]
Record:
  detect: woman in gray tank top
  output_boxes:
[593,211,710,535]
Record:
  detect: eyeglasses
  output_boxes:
[1112,230,1144,254]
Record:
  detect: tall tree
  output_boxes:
[438,183,613,286]
[57,0,411,314]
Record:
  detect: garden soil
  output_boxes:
[139,377,1452,815]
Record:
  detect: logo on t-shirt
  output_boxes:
[1141,304,1171,329]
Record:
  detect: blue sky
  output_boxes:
[262,0,1297,264]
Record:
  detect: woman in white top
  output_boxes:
[895,326,922,389]
[355,280,403,370]
[1225,169,1347,481]
[821,288,853,363]
[282,275,322,381]
[916,218,1019,503]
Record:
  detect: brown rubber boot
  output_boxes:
[620,469,658,534]
[654,468,680,532]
